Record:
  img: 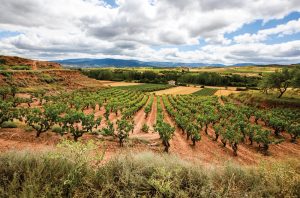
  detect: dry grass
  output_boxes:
[214,89,240,96]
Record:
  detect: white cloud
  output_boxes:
[234,18,300,43]
[0,0,299,64]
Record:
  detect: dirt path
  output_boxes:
[130,96,160,142]
[159,97,194,156]
[146,96,157,132]
[0,138,54,152]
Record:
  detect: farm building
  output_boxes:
[168,80,176,85]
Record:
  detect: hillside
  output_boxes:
[0,55,61,70]
[0,55,104,90]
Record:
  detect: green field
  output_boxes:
[192,88,218,96]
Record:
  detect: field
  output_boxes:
[1,85,299,165]
[152,86,201,95]
[192,88,218,96]
[98,80,142,87]
[115,83,174,92]
[1,65,300,197]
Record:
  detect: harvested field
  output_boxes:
[214,89,240,96]
[152,86,201,95]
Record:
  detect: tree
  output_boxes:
[104,105,110,121]
[0,87,10,100]
[212,123,222,141]
[291,66,300,86]
[101,121,114,136]
[116,119,133,147]
[268,116,286,137]
[253,128,283,155]
[261,68,293,98]
[287,123,300,143]
[25,104,65,138]
[245,124,260,145]
[220,125,243,156]
[197,114,209,135]
[155,121,175,152]
[62,110,100,141]
[10,85,18,98]
[0,101,16,126]
[187,123,200,146]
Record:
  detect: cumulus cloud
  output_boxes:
[234,18,300,43]
[0,0,299,64]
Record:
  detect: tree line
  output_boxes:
[82,69,260,87]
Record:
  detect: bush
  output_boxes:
[0,121,17,128]
[0,150,299,197]
[141,123,149,133]
[52,126,63,135]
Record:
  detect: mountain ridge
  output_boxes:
[56,58,297,68]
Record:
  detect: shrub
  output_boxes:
[52,126,63,135]
[0,121,17,128]
[0,149,299,197]
[141,123,149,133]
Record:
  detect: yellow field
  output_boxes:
[152,86,201,95]
[214,89,240,96]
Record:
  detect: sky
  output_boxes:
[0,0,300,65]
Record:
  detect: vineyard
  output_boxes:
[193,88,218,96]
[115,83,174,92]
[0,84,299,164]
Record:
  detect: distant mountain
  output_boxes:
[232,63,257,66]
[56,58,226,68]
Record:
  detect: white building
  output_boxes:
[168,80,176,85]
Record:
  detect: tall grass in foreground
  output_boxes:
[0,142,299,197]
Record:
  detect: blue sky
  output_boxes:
[225,11,300,45]
[0,0,300,64]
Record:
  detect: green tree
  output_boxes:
[253,128,283,155]
[187,124,200,146]
[287,123,300,143]
[0,101,16,126]
[212,123,222,141]
[116,119,133,147]
[0,87,10,100]
[155,121,175,153]
[25,104,66,137]
[261,68,294,98]
[62,110,100,141]
[101,121,114,136]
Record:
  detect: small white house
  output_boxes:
[168,80,176,86]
